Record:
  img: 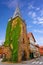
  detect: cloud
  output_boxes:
[33,21,37,24]
[28,4,43,25]
[28,1,41,11]
[33,16,43,25]
[37,17,43,21]
[2,0,19,8]
[28,1,43,20]
[28,11,36,18]
[7,0,17,8]
[38,22,43,24]
[28,5,40,11]
[37,37,43,46]
[28,1,35,10]
[40,10,43,16]
[0,40,4,45]
[33,21,43,25]
[34,30,43,33]
[28,11,32,15]
[32,12,36,18]
[27,25,32,29]
[28,4,34,10]
[36,7,40,11]
[2,0,26,9]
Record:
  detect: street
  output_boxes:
[0,56,43,65]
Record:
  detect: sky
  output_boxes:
[0,0,43,46]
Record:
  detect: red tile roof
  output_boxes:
[39,46,43,56]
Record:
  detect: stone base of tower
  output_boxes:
[18,44,30,62]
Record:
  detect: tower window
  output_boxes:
[28,37,29,40]
[23,38,25,43]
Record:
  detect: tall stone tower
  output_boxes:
[4,6,30,62]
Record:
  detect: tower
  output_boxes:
[4,5,30,62]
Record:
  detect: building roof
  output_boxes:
[27,32,36,42]
[39,46,43,48]
[35,44,39,48]
[39,46,43,55]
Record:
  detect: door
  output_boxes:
[22,51,27,61]
[30,52,34,59]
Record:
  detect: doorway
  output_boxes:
[22,51,27,61]
[30,52,34,59]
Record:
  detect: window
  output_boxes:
[28,37,29,40]
[23,38,25,43]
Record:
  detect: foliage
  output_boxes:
[11,18,21,62]
[4,20,12,46]
[4,17,21,62]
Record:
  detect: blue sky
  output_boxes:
[0,0,43,46]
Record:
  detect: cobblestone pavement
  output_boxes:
[0,56,43,65]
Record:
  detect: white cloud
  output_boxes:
[37,37,43,46]
[33,21,43,25]
[7,0,18,8]
[34,30,43,33]
[0,40,4,45]
[2,0,20,8]
[37,17,43,21]
[40,10,43,16]
[36,7,40,11]
[33,16,43,25]
[28,11,32,15]
[28,2,43,25]
[28,11,36,18]
[28,1,40,11]
[38,21,43,25]
[28,4,34,10]
[33,21,37,24]
[28,1,35,10]
[32,12,36,18]
[28,7,43,25]
[2,0,26,9]
[27,25,32,29]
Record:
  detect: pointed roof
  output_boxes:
[27,32,36,42]
[12,6,22,18]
